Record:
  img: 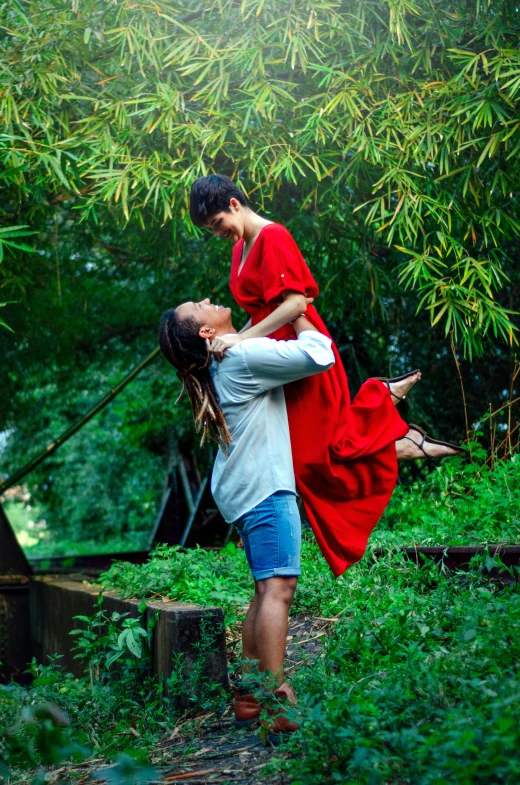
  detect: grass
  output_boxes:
[373,452,520,547]
[98,535,520,784]
[3,454,520,784]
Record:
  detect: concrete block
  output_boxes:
[30,577,229,697]
[0,576,31,682]
[30,578,100,674]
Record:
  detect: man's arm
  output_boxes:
[240,321,334,392]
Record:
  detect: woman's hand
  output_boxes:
[209,333,243,362]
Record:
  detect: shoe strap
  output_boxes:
[403,434,427,457]
[383,379,405,402]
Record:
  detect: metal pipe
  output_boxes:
[180,477,208,547]
[0,347,161,495]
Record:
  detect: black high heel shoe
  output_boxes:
[402,424,465,458]
[371,369,421,403]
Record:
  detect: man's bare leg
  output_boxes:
[253,576,297,691]
[241,586,260,666]
[242,577,297,677]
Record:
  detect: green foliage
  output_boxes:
[1,354,179,553]
[0,601,206,783]
[0,680,159,785]
[70,605,153,675]
[269,556,520,784]
[92,752,158,785]
[100,543,252,626]
[0,690,88,784]
[98,455,520,626]
[3,461,520,782]
[0,214,221,553]
[166,618,228,714]
[1,0,520,355]
[0,226,37,264]
[98,508,520,784]
[374,451,520,546]
[0,605,158,782]
[0,225,36,330]
[2,1,520,553]
[0,303,13,333]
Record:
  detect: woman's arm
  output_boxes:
[209,292,314,358]
[238,318,252,334]
[210,292,308,357]
[292,314,319,336]
[238,291,308,340]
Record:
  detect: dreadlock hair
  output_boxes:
[159,308,232,449]
[189,174,247,227]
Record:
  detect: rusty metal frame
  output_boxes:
[0,502,31,576]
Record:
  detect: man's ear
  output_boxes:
[199,325,215,340]
[229,197,241,212]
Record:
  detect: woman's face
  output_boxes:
[206,198,245,243]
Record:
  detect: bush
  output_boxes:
[375,451,520,547]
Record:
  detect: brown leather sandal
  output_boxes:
[233,682,261,728]
[371,369,421,403]
[261,683,299,746]
[403,424,465,458]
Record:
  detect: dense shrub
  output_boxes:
[375,451,520,546]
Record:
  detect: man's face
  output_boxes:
[206,198,244,243]
[175,298,233,337]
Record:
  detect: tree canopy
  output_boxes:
[2,0,520,353]
[1,0,519,553]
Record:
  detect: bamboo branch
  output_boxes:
[450,331,472,462]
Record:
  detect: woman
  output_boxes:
[189,175,463,578]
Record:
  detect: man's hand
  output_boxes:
[209,333,244,362]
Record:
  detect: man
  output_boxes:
[159,297,334,743]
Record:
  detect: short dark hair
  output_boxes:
[189,175,247,227]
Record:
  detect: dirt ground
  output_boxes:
[84,614,333,785]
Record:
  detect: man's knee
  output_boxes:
[257,576,298,604]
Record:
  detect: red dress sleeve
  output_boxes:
[260,225,314,304]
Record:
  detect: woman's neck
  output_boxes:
[241,209,271,244]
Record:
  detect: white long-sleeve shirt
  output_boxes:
[209,330,334,523]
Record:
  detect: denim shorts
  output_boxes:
[233,491,302,581]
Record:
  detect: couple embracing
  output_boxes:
[159,175,463,745]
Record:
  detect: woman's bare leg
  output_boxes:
[386,371,422,404]
[396,428,462,460]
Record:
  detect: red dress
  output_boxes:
[230,224,409,578]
